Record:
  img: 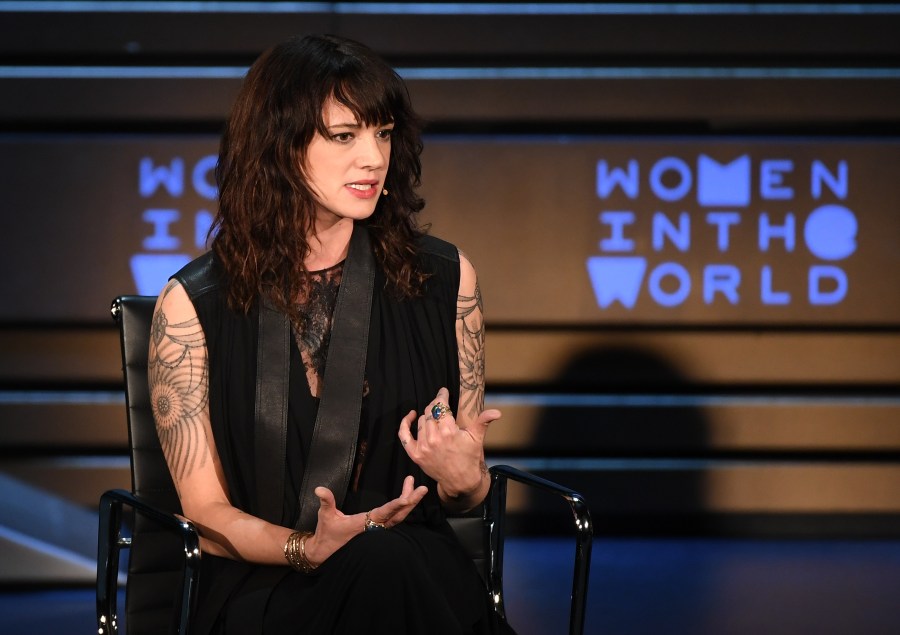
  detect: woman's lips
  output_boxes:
[345,181,379,199]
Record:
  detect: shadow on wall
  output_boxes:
[518,344,710,536]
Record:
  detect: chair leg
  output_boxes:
[97,491,124,635]
[176,533,202,634]
[97,489,202,634]
[487,465,594,635]
[486,472,509,623]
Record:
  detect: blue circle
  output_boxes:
[804,205,857,261]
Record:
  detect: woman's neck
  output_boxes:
[306,217,353,271]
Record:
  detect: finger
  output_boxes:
[315,486,336,511]
[399,480,428,508]
[417,413,431,441]
[401,486,429,512]
[380,485,429,525]
[466,408,501,440]
[380,480,426,515]
[477,408,502,425]
[409,485,428,504]
[415,412,442,448]
[427,387,451,418]
[399,479,429,507]
[389,496,427,526]
[398,410,417,450]
[390,475,413,505]
[399,475,415,499]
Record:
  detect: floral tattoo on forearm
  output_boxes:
[457,281,485,419]
[147,282,209,482]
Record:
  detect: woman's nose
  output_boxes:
[356,134,388,169]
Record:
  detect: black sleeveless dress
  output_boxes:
[173,234,507,635]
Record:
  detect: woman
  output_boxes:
[148,34,506,634]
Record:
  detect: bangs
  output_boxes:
[317,69,407,133]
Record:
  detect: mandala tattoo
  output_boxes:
[148,284,209,482]
[457,281,485,418]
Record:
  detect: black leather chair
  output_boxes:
[98,295,592,635]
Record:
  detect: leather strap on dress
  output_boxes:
[253,223,376,530]
[295,223,375,531]
[253,296,291,525]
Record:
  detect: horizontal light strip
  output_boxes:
[491,457,714,471]
[3,66,900,80]
[490,457,900,471]
[399,67,900,80]
[336,3,900,16]
[0,1,330,12]
[2,2,899,16]
[25,456,131,469]
[3,391,897,408]
[0,525,97,572]
[0,66,249,79]
[0,390,124,404]
[486,393,900,407]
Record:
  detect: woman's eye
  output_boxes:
[333,132,353,142]
[377,128,393,140]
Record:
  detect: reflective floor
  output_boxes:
[2,537,900,635]
[504,537,900,635]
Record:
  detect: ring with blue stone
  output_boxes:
[430,402,452,422]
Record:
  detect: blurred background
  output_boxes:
[0,2,899,633]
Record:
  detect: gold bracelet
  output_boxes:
[283,531,317,573]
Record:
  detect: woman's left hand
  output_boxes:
[398,387,501,502]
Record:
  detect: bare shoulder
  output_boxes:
[455,248,482,321]
[456,248,478,297]
[155,279,196,319]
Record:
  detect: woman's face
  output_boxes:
[305,99,392,229]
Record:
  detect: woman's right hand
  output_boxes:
[305,475,428,566]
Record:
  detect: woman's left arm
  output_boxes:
[399,252,501,513]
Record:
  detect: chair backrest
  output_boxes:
[114,295,191,634]
[114,296,489,608]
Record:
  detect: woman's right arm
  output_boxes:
[148,280,428,567]
[148,280,294,564]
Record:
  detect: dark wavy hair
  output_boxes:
[212,34,427,316]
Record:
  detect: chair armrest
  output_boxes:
[97,489,201,635]
[486,465,593,635]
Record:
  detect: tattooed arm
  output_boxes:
[400,252,500,512]
[456,265,485,422]
[150,281,427,566]
[442,251,497,509]
[148,280,295,563]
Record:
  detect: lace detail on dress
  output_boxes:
[292,262,343,398]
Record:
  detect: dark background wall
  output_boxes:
[1,1,899,583]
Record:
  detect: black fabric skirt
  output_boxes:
[213,523,513,635]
